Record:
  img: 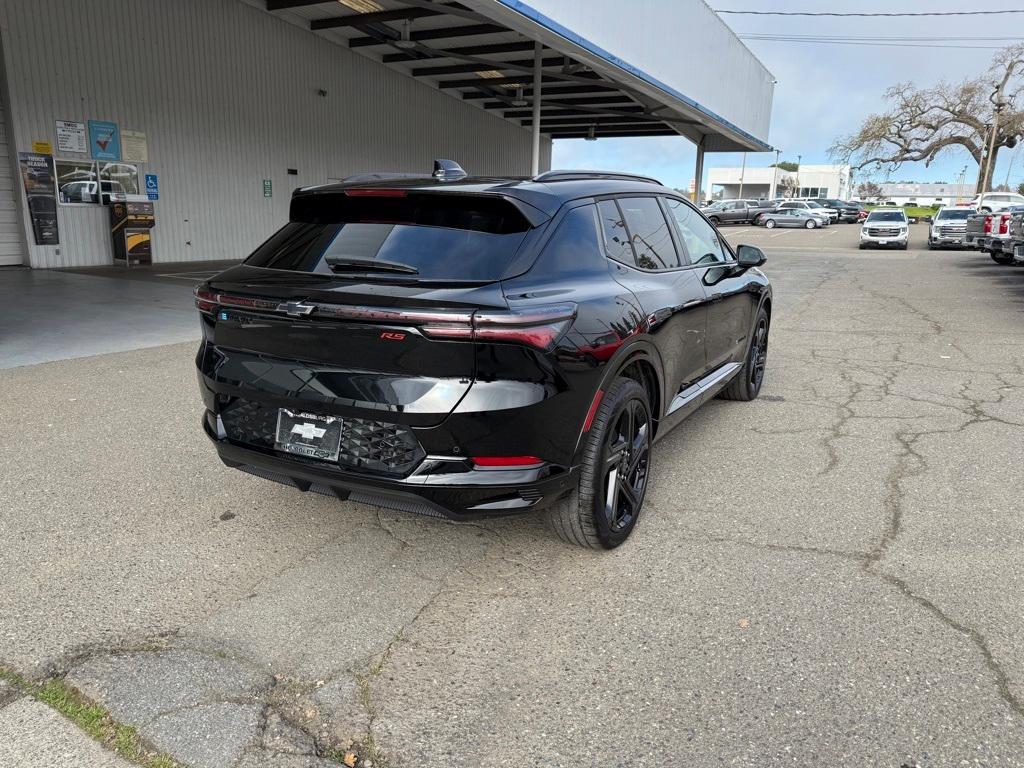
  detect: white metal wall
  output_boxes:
[0,0,551,268]
[0,31,23,266]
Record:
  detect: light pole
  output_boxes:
[769,148,781,199]
[796,154,802,197]
[738,152,747,198]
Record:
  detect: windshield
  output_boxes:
[245,192,532,281]
[866,211,907,222]
[806,201,823,209]
[935,209,971,220]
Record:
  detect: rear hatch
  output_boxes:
[199,189,540,429]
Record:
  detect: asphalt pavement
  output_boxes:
[1,223,1023,767]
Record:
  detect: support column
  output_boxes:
[692,137,705,203]
[530,42,542,176]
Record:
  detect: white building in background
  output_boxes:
[856,182,974,207]
[708,163,851,200]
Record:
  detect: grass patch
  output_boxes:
[0,666,182,768]
[865,205,941,218]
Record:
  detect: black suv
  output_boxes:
[812,198,860,223]
[195,162,772,549]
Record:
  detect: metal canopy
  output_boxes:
[261,0,768,149]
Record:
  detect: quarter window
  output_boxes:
[597,199,636,267]
[617,197,679,270]
[664,198,727,265]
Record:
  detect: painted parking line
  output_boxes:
[730,228,750,236]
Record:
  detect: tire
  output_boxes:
[708,216,720,226]
[805,219,816,229]
[858,243,866,249]
[765,219,776,229]
[547,378,653,550]
[926,240,935,250]
[719,307,769,402]
[899,242,908,250]
[992,252,1013,264]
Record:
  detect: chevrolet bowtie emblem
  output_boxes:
[290,422,327,440]
[279,301,316,317]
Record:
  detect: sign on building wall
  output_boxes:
[263,179,272,198]
[55,120,87,154]
[88,120,121,161]
[18,152,59,246]
[122,130,148,163]
[32,140,52,155]
[145,174,159,200]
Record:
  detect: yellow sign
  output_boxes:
[32,140,53,155]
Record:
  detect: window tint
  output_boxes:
[618,197,679,270]
[539,205,603,276]
[246,192,531,281]
[597,199,635,266]
[664,198,727,265]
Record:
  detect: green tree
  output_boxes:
[771,161,799,172]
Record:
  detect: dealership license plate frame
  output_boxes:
[275,409,343,462]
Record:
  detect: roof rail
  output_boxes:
[533,169,663,186]
[337,172,431,184]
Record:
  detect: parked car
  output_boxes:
[966,192,1024,213]
[193,163,773,550]
[971,205,1024,260]
[759,208,823,229]
[926,207,971,249]
[1001,209,1024,264]
[700,199,773,226]
[776,200,833,225]
[860,209,909,249]
[809,198,860,222]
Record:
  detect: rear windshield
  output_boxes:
[935,209,971,220]
[866,211,906,222]
[245,192,531,281]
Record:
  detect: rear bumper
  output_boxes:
[204,414,578,520]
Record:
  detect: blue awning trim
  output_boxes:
[494,0,772,152]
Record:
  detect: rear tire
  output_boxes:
[708,216,720,226]
[547,378,652,550]
[992,252,1013,264]
[719,307,769,402]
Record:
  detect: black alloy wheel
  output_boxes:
[547,378,653,549]
[720,307,770,402]
[600,398,651,534]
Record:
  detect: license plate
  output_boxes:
[275,409,343,461]
[878,240,888,245]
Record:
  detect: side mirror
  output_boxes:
[736,244,766,268]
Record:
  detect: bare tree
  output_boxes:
[777,175,798,198]
[857,181,883,201]
[831,44,1024,192]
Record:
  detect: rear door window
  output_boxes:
[245,192,532,282]
[617,197,680,270]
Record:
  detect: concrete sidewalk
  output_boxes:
[0,697,134,768]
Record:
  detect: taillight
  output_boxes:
[422,304,577,350]
[194,286,218,315]
[984,215,993,233]
[472,456,544,468]
[1000,215,1011,235]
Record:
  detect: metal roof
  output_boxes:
[256,0,771,150]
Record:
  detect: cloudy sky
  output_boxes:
[552,1,1024,192]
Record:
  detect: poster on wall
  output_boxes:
[18,152,59,246]
[121,130,148,163]
[56,120,87,154]
[88,119,121,161]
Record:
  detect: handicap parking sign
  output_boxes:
[145,173,159,200]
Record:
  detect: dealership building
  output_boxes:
[0,0,774,272]
[708,163,852,201]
